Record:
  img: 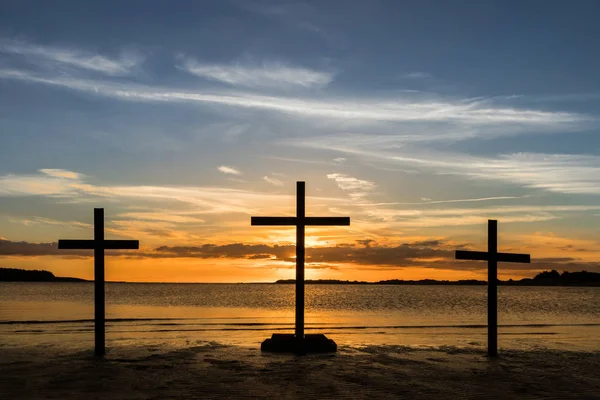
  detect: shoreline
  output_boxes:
[2,281,600,287]
[1,341,598,399]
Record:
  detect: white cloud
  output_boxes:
[361,204,600,228]
[370,204,600,218]
[217,166,242,175]
[291,132,600,195]
[427,152,600,195]
[263,176,284,186]
[39,169,82,180]
[2,170,598,237]
[382,213,557,228]
[367,195,531,206]
[10,216,92,229]
[466,153,600,194]
[402,72,432,80]
[179,58,334,89]
[333,157,346,163]
[0,169,347,216]
[0,173,76,197]
[117,212,205,224]
[0,69,587,128]
[327,173,376,199]
[0,39,142,76]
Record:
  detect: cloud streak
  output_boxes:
[217,165,242,175]
[39,169,82,180]
[0,69,587,128]
[358,204,600,228]
[3,238,598,273]
[0,39,142,76]
[402,72,433,80]
[1,169,598,236]
[263,176,284,186]
[0,169,346,217]
[180,58,334,89]
[327,173,376,199]
[364,195,532,206]
[292,136,600,195]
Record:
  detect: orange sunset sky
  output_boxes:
[1,2,600,282]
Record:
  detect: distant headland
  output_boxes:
[0,268,87,282]
[274,270,600,287]
[1,268,599,286]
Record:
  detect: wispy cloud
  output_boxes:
[117,211,205,224]
[9,216,92,229]
[263,176,284,186]
[365,195,532,206]
[39,169,82,180]
[2,169,599,247]
[359,204,600,228]
[0,39,142,76]
[0,69,587,129]
[292,134,600,195]
[0,169,345,216]
[402,72,432,80]
[4,238,597,273]
[0,171,78,197]
[327,173,376,199]
[179,58,334,89]
[217,165,242,175]
[462,153,600,194]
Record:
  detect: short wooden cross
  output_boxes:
[58,208,139,356]
[455,219,530,357]
[252,181,350,341]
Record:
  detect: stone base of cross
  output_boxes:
[252,182,350,354]
[261,333,337,354]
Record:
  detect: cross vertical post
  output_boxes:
[58,208,139,356]
[455,219,530,357]
[94,208,105,356]
[488,219,498,357]
[296,181,305,340]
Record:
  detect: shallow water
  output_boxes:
[1,282,599,351]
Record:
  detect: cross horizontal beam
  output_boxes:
[456,250,530,263]
[251,217,350,226]
[58,239,139,250]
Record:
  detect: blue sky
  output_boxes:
[1,0,599,281]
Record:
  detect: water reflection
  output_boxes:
[1,283,598,351]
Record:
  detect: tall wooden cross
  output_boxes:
[252,181,350,341]
[58,208,139,356]
[455,219,530,357]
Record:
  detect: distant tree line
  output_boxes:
[275,270,600,286]
[504,270,600,286]
[0,268,86,282]
[1,267,598,285]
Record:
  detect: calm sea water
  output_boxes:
[1,283,599,351]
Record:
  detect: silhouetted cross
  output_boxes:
[58,208,139,356]
[252,181,350,341]
[455,219,530,357]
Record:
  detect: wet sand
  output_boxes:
[1,342,598,399]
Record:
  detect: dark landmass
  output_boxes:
[1,267,599,286]
[0,268,87,282]
[275,270,600,287]
[275,278,488,286]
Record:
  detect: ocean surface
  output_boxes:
[1,282,599,351]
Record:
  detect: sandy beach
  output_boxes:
[1,341,598,400]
